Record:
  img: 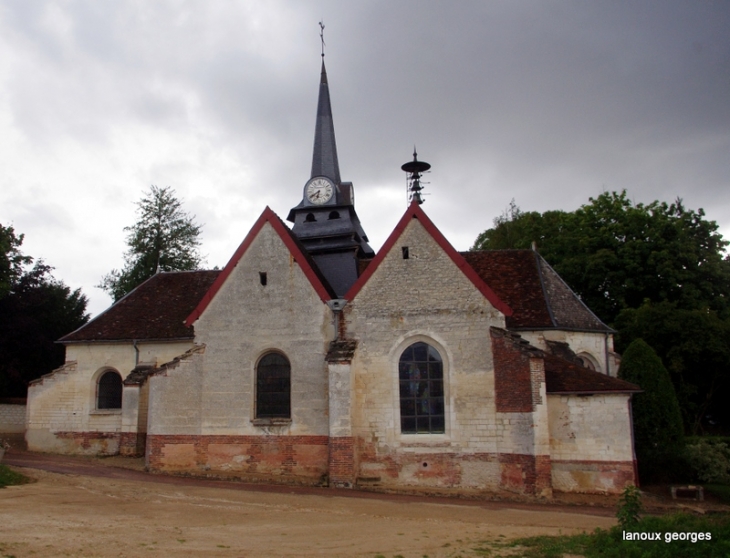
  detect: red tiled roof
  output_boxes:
[60,270,221,343]
[489,327,638,394]
[461,250,611,331]
[544,354,640,394]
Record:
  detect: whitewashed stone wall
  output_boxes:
[26,340,191,454]
[150,222,333,438]
[520,330,620,376]
[0,404,26,433]
[348,218,520,489]
[548,393,636,493]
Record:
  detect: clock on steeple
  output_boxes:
[287,56,374,297]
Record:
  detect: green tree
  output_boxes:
[0,226,89,398]
[472,191,730,324]
[0,224,32,299]
[99,186,203,301]
[615,302,730,435]
[619,338,685,483]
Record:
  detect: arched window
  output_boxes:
[256,353,291,419]
[328,211,340,220]
[576,352,598,371]
[305,213,316,222]
[398,342,444,434]
[97,370,122,409]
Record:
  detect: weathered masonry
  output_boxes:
[27,54,639,497]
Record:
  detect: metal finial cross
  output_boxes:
[319,20,325,58]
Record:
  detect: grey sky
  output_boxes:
[1,1,729,316]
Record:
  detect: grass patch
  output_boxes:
[504,512,730,557]
[0,465,31,488]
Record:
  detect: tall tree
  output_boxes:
[0,225,89,398]
[615,302,730,435]
[618,338,685,482]
[99,186,203,301]
[473,191,730,324]
[0,224,32,299]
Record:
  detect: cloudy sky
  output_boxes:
[1,1,729,316]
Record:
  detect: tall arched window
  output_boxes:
[399,342,444,434]
[256,353,291,419]
[97,370,122,409]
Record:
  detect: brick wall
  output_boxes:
[329,436,355,487]
[491,331,535,413]
[54,431,121,455]
[147,434,329,484]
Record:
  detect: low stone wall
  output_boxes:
[0,401,26,434]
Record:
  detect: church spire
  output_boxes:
[310,27,341,184]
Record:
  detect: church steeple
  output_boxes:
[286,33,374,298]
[311,61,341,185]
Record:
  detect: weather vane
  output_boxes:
[319,20,325,58]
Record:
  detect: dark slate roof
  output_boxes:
[544,354,640,394]
[461,250,611,332]
[310,61,340,184]
[60,270,221,343]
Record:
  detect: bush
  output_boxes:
[619,339,685,483]
[617,485,642,529]
[685,438,730,484]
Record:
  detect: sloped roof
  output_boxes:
[184,207,336,327]
[461,250,611,332]
[60,270,221,343]
[344,202,512,316]
[489,327,638,394]
[544,354,640,394]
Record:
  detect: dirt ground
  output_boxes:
[0,449,690,558]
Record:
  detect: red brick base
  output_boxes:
[329,437,355,488]
[551,459,637,494]
[55,431,120,455]
[119,432,146,457]
[146,435,330,485]
[356,439,553,495]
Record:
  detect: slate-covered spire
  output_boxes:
[310,61,341,184]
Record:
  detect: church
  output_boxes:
[26,57,640,497]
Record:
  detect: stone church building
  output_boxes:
[26,60,639,497]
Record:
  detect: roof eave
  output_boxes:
[58,336,195,345]
[547,389,642,395]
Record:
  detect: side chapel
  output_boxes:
[26,56,640,497]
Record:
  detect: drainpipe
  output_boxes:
[326,299,348,341]
[133,339,140,366]
[604,333,610,376]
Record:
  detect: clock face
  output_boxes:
[305,178,334,205]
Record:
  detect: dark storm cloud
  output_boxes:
[1,1,728,315]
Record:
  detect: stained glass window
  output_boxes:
[398,342,444,434]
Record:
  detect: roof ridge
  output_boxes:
[344,202,512,316]
[535,253,613,332]
[184,207,336,327]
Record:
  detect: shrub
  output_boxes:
[685,439,730,484]
[617,485,643,529]
[619,339,685,482]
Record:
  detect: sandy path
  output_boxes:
[0,455,617,557]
